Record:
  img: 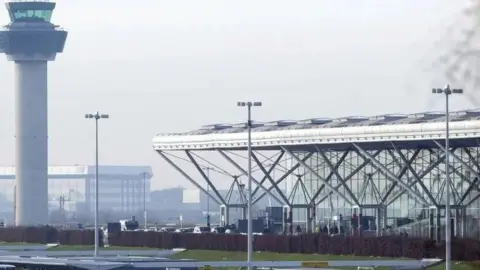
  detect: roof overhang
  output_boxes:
[152,120,480,151]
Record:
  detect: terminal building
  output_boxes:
[0,165,152,220]
[152,109,480,238]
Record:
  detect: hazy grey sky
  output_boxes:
[0,0,473,190]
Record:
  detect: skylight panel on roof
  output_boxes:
[335,116,368,124]
[451,111,467,116]
[200,124,215,130]
[408,113,424,119]
[369,114,407,125]
[264,120,297,126]
[384,114,408,120]
[425,112,445,117]
[408,112,444,124]
[407,112,443,120]
[213,124,233,130]
[466,109,480,117]
[346,116,368,123]
[333,118,348,123]
[200,123,232,130]
[232,123,247,128]
[369,115,385,121]
[253,126,278,132]
[277,120,297,126]
[232,122,264,128]
[298,118,332,125]
[310,118,332,124]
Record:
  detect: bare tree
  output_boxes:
[430,0,480,106]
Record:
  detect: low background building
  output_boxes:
[0,165,152,225]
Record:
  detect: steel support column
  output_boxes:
[382,149,421,204]
[282,147,354,206]
[358,173,382,204]
[391,143,438,206]
[311,150,352,203]
[220,204,230,226]
[315,152,380,205]
[353,144,429,205]
[455,174,480,204]
[253,152,314,204]
[250,152,285,200]
[185,150,227,205]
[447,165,480,195]
[435,143,480,206]
[376,207,381,236]
[251,152,290,205]
[225,176,246,205]
[358,173,373,203]
[461,207,467,238]
[465,192,480,207]
[435,141,480,180]
[217,149,283,205]
[316,148,360,206]
[156,151,221,205]
[387,155,445,206]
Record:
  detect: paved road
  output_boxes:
[0,248,185,257]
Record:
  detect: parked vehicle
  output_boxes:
[193,226,210,234]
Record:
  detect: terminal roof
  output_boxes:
[156,108,480,137]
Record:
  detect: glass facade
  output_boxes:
[286,148,480,225]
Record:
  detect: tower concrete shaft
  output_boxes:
[15,61,48,226]
[0,1,67,226]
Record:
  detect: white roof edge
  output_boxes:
[152,120,480,150]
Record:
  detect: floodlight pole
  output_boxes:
[237,101,262,270]
[85,111,109,258]
[432,85,463,270]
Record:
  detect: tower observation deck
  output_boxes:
[0,0,67,226]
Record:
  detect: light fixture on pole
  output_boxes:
[432,85,463,270]
[85,111,109,258]
[237,101,262,270]
[202,167,213,227]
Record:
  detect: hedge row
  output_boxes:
[107,232,480,260]
[0,227,101,246]
[1,228,480,261]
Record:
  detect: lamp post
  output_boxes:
[85,111,109,258]
[203,167,213,227]
[237,101,262,270]
[432,85,463,270]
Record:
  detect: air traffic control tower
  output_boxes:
[0,1,67,226]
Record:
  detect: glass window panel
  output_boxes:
[12,9,52,22]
